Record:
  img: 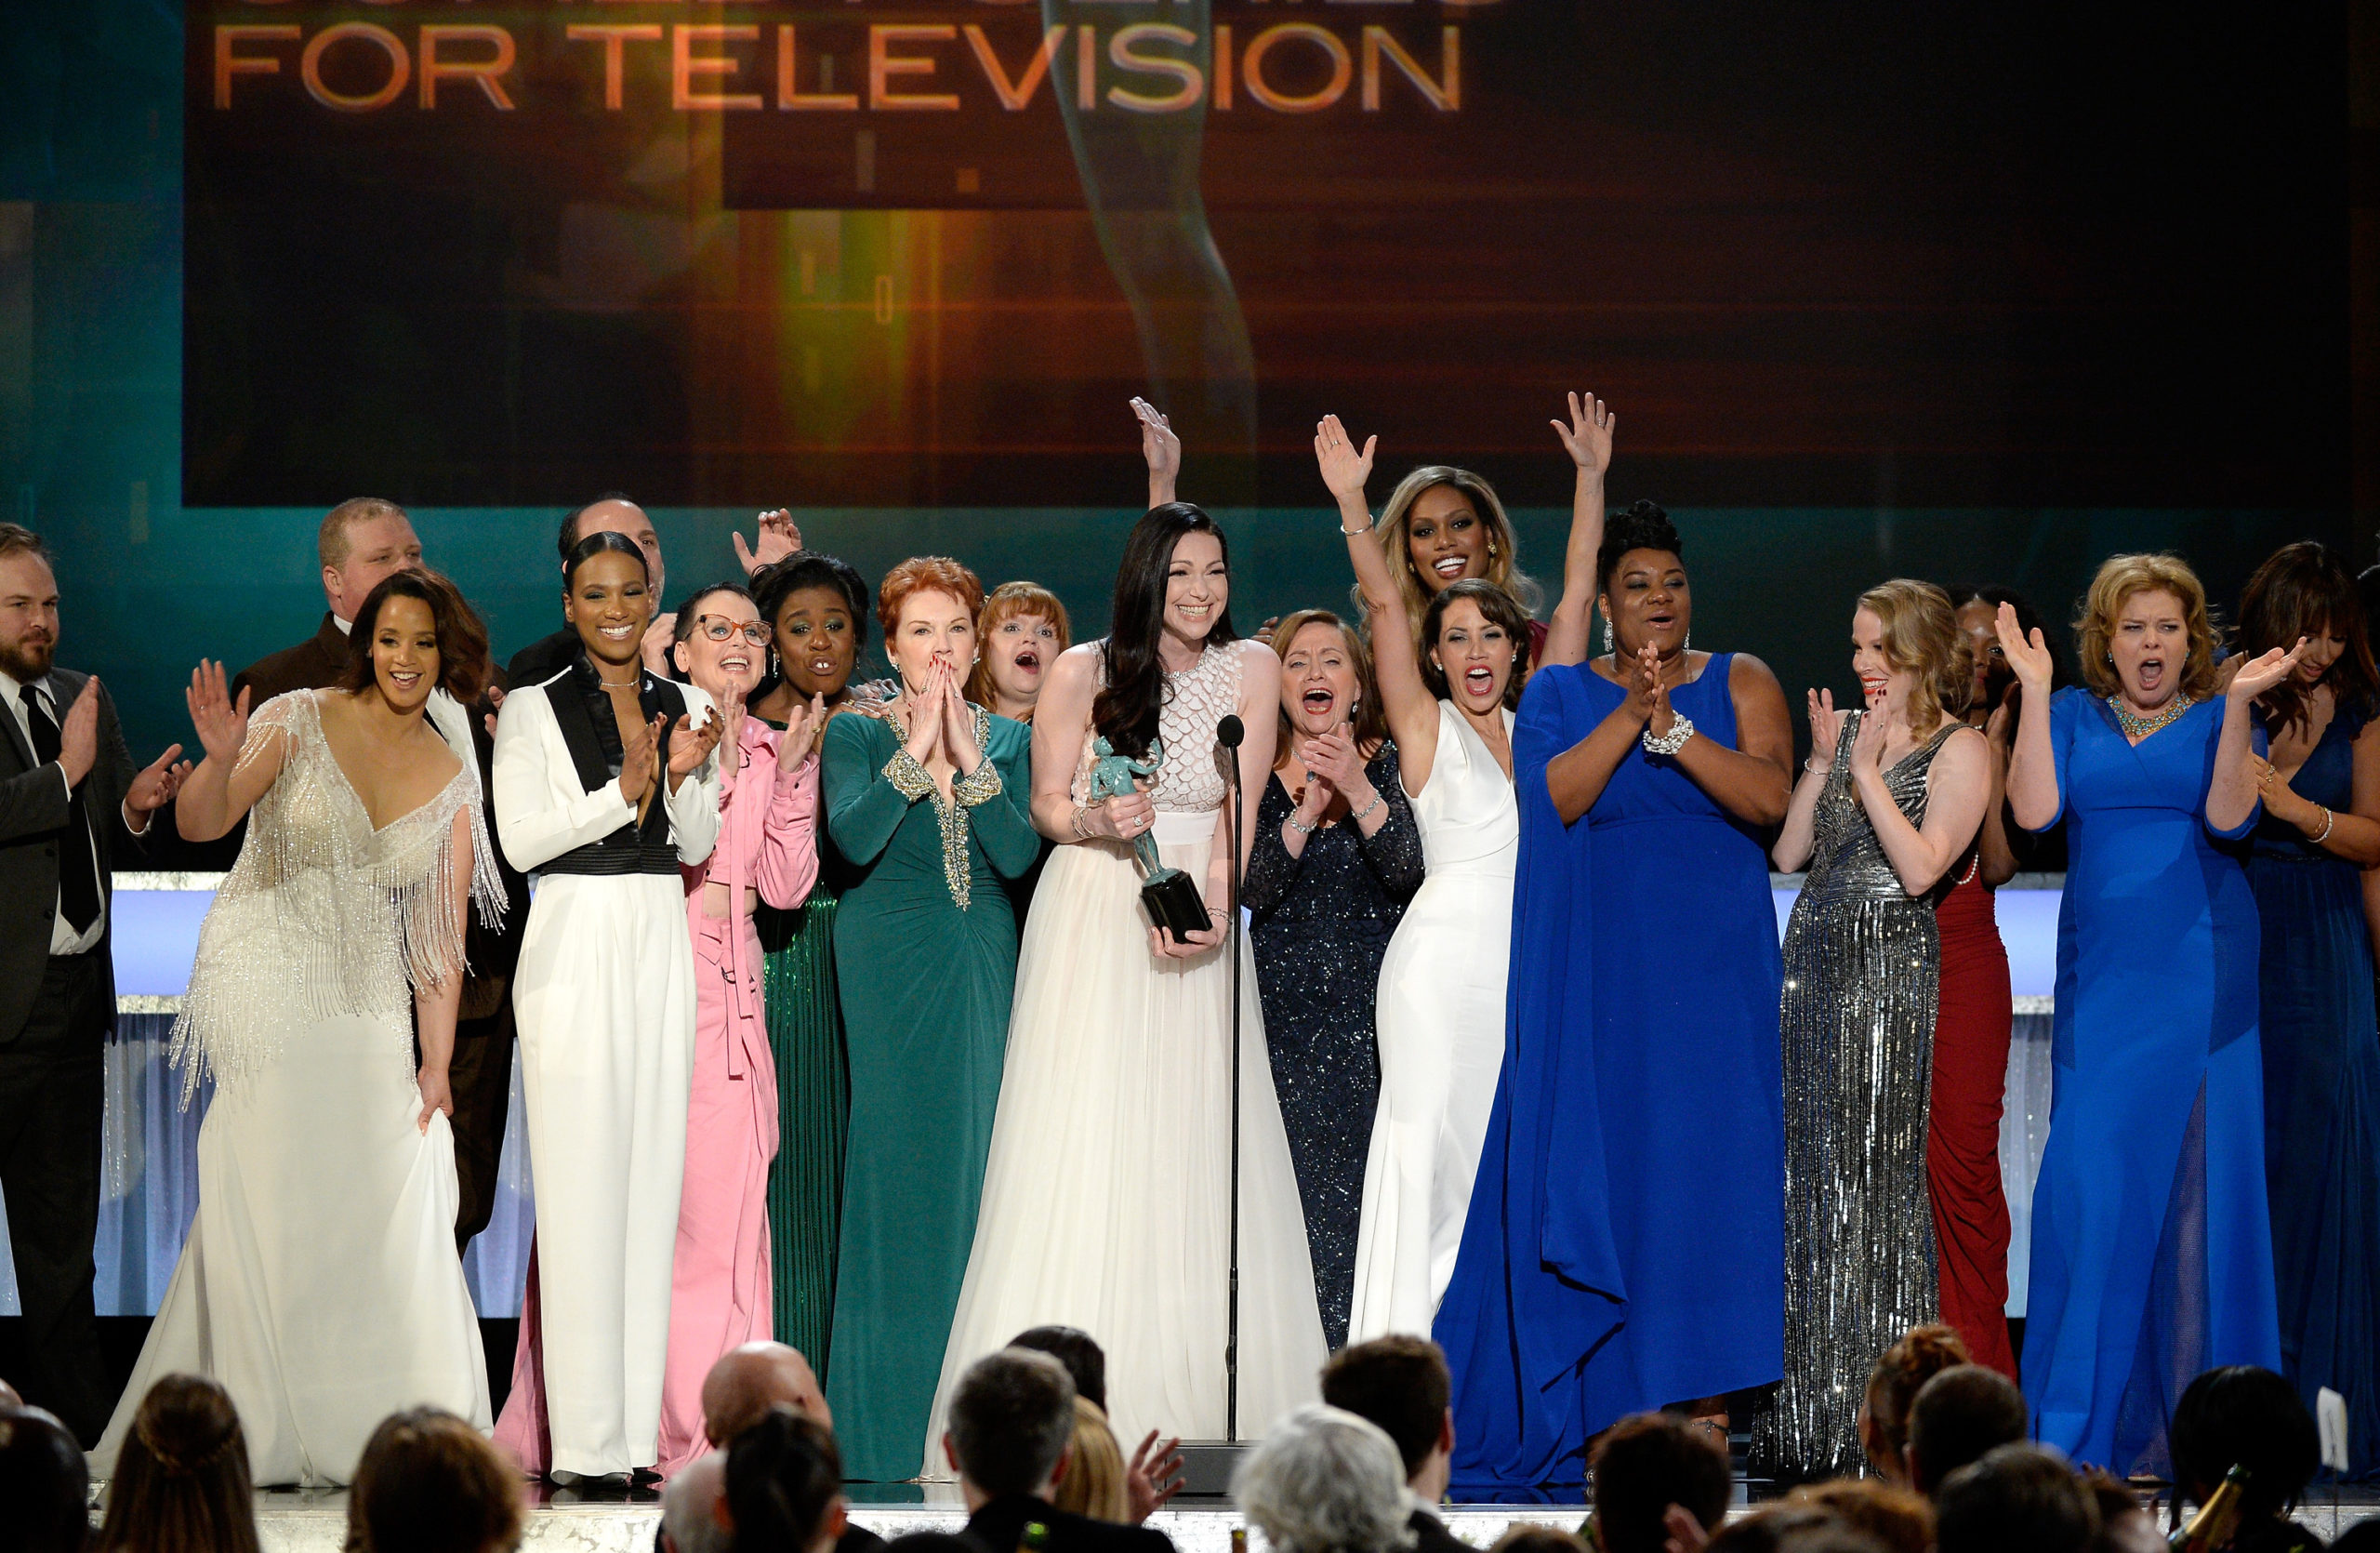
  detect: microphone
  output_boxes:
[1217,714,1244,749]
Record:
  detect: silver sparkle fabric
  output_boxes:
[1750,711,1953,1480]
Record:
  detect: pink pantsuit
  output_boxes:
[656,721,819,1475]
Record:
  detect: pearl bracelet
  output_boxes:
[2313,805,2336,844]
[1642,713,1695,758]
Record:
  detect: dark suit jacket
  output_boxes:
[962,1493,1174,1553]
[0,671,147,1043]
[508,628,581,697]
[1409,1507,1470,1553]
[233,612,350,707]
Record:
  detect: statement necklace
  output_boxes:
[2109,692,2194,741]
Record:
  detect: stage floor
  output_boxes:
[229,1483,2380,1553]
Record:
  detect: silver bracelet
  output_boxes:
[1069,803,1094,842]
[1641,713,1694,758]
[1804,757,1831,776]
[1286,813,1318,836]
[2313,805,2336,844]
[1349,791,1383,824]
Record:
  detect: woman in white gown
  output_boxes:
[1316,416,1526,1341]
[95,570,506,1487]
[925,498,1328,1467]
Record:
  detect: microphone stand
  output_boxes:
[1217,713,1245,1441]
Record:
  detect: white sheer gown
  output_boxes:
[1346,701,1516,1341]
[92,691,503,1487]
[923,642,1326,1470]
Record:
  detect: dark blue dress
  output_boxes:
[2020,689,2281,1474]
[1434,655,1784,1496]
[2249,702,2380,1478]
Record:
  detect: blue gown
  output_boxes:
[2021,689,2281,1475]
[2249,703,2380,1478]
[1434,656,1784,1496]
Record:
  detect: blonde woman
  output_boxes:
[1998,552,2295,1473]
[1753,579,1990,1480]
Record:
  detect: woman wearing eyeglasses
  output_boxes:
[653,585,830,1473]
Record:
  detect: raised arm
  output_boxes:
[1539,390,1613,669]
[1772,690,1844,872]
[2208,640,2305,835]
[173,660,287,843]
[1316,415,1440,793]
[1850,719,1990,896]
[1996,604,2062,831]
[1134,397,1181,511]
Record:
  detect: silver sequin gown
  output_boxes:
[1751,711,1957,1481]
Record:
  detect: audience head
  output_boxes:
[724,1408,846,1553]
[2075,551,2218,707]
[2238,538,2379,731]
[1008,1327,1107,1414]
[562,531,655,669]
[670,583,767,702]
[0,523,61,682]
[1858,1323,1969,1483]
[968,581,1072,722]
[2168,1364,2320,1524]
[1933,1443,2096,1553]
[0,1374,22,1409]
[1234,1404,1416,1553]
[661,1453,729,1553]
[2076,1468,2160,1553]
[97,1374,259,1553]
[703,1342,831,1449]
[318,498,422,626]
[1270,609,1388,753]
[1905,1364,2028,1496]
[1950,586,2062,710]
[754,551,870,704]
[1419,578,1530,714]
[945,1348,1078,1501]
[345,1407,523,1553]
[1096,503,1237,757]
[1595,500,1687,663]
[877,557,986,701]
[1853,578,1973,734]
[338,567,493,708]
[1785,1480,1932,1553]
[1371,465,1538,642]
[0,1405,88,1553]
[1590,1413,1732,1553]
[1483,1530,1584,1553]
[1702,1505,1887,1553]
[1319,1334,1454,1497]
[1051,1396,1130,1525]
[562,495,665,597]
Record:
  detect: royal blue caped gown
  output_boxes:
[2020,689,2281,1475]
[1433,656,1784,1496]
[2249,702,2380,1478]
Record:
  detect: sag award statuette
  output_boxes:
[1090,734,1210,941]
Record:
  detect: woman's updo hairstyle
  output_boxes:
[1419,579,1532,711]
[1857,579,1974,737]
[1862,1323,1970,1466]
[1595,500,1686,596]
[97,1374,261,1553]
[562,529,650,591]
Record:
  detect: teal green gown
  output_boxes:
[819,706,1039,1480]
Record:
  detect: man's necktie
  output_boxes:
[23,684,100,934]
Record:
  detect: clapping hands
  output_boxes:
[1805,688,1844,770]
[778,691,828,771]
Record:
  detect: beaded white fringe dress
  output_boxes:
[92,690,504,1487]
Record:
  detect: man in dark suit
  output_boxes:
[0,524,188,1443]
[1319,1336,1466,1553]
[231,496,424,705]
[949,1349,1173,1553]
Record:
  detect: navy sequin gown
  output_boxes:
[2250,702,2380,1478]
[1247,742,1425,1349]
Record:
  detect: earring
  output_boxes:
[1685,630,1693,653]
[1602,617,1614,655]
[1488,540,1499,558]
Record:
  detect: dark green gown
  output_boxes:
[757,715,859,1375]
[818,707,1039,1480]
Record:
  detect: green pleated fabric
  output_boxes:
[760,889,849,1378]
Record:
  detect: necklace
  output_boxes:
[2108,691,2194,741]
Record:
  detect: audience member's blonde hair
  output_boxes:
[1789,1478,1935,1553]
[1052,1397,1131,1524]
[1857,579,1973,737]
[2073,552,2219,702]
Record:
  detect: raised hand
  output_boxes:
[734,508,803,576]
[941,659,981,769]
[1302,723,1372,801]
[778,692,827,771]
[1993,602,2055,692]
[57,679,99,787]
[1622,642,1662,725]
[1805,688,1844,766]
[716,680,748,776]
[904,663,946,767]
[2228,637,2310,703]
[1132,397,1181,502]
[1552,390,1615,478]
[668,708,724,779]
[127,745,192,816]
[1848,705,1889,775]
[186,660,253,766]
[1314,414,1377,505]
[1125,1431,1185,1522]
[619,715,661,806]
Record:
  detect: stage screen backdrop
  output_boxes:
[0,0,2359,757]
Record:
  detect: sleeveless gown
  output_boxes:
[2249,704,2380,1477]
[923,642,1327,1470]
[2020,690,2280,1475]
[1929,849,2017,1377]
[93,691,501,1486]
[1348,702,1516,1342]
[1751,712,1961,1481]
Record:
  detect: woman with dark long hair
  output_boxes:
[95,1375,261,1553]
[927,500,1327,1467]
[94,570,504,1486]
[2234,540,2380,1477]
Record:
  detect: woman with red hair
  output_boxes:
[816,556,1041,1480]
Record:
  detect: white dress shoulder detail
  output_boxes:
[95,689,498,1487]
[1347,700,1517,1340]
[928,639,1326,1469]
